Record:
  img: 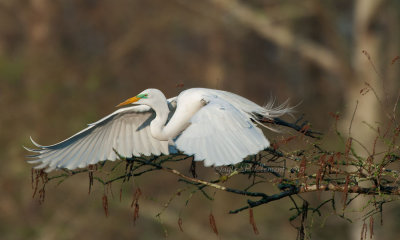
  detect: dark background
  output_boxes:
[1,0,400,239]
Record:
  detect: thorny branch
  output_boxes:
[265,116,322,139]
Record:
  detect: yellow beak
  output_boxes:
[116,96,141,107]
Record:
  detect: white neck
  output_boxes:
[149,100,171,141]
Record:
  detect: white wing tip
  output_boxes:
[23,145,39,153]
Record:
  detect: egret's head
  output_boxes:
[116,89,164,107]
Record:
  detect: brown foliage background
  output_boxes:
[1,0,400,239]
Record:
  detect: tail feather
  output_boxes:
[211,89,294,131]
[260,98,294,119]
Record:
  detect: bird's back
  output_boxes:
[178,88,267,119]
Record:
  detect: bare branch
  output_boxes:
[208,0,344,76]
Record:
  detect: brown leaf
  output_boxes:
[133,202,139,224]
[102,194,109,217]
[38,188,45,204]
[300,124,310,135]
[272,143,278,150]
[391,56,399,65]
[360,222,366,240]
[316,168,322,190]
[32,169,47,201]
[327,155,334,166]
[335,152,342,176]
[131,188,142,224]
[249,208,259,235]
[32,169,39,198]
[370,216,374,239]
[178,217,184,232]
[329,112,340,121]
[209,213,219,235]
[298,157,307,178]
[342,175,350,208]
[345,138,352,165]
[274,136,297,149]
[316,155,327,190]
[131,188,142,208]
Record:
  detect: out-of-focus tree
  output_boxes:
[1,0,400,239]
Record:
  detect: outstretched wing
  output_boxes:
[26,99,177,172]
[174,97,269,167]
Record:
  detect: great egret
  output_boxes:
[26,88,291,172]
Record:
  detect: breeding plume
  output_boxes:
[26,88,290,172]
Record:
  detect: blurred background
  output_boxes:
[1,0,400,239]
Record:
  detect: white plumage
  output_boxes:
[25,88,290,172]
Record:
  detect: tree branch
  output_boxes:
[208,0,344,76]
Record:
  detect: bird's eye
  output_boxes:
[144,94,148,97]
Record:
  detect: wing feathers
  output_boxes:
[125,118,133,157]
[26,106,171,172]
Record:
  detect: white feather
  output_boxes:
[174,93,270,167]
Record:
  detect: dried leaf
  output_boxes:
[316,168,322,190]
[345,138,352,164]
[300,124,310,135]
[329,112,340,121]
[38,188,45,204]
[319,154,326,165]
[367,156,373,174]
[391,55,399,65]
[131,188,142,208]
[131,188,142,224]
[327,155,334,166]
[32,169,39,198]
[249,208,259,235]
[107,182,114,199]
[274,136,297,149]
[209,213,218,235]
[363,221,367,240]
[342,175,350,208]
[272,143,278,150]
[178,217,184,232]
[315,154,326,190]
[298,157,307,178]
[316,155,326,190]
[335,152,342,176]
[102,194,109,217]
[133,202,139,224]
[369,216,374,239]
[32,169,47,201]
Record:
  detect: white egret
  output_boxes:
[26,88,291,172]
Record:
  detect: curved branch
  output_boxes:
[208,0,345,77]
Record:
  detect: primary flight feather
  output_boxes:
[25,88,291,172]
